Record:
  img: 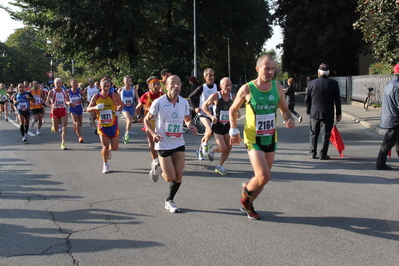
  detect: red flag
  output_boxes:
[330,125,345,157]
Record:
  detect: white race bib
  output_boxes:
[165,119,183,138]
[18,102,28,111]
[123,96,133,106]
[54,93,65,108]
[99,109,113,124]
[256,114,275,136]
[34,95,41,104]
[219,110,229,124]
[1,95,7,101]
[70,95,80,105]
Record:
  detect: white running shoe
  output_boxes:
[205,144,215,162]
[165,200,180,213]
[36,129,41,135]
[24,133,29,140]
[102,163,109,174]
[149,158,160,182]
[215,165,228,175]
[22,136,27,142]
[30,119,35,128]
[196,148,205,160]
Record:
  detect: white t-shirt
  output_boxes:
[149,95,191,151]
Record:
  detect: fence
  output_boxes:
[330,74,391,104]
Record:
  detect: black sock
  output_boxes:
[20,125,25,136]
[166,181,181,201]
[24,125,29,133]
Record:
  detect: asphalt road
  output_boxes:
[1,102,398,266]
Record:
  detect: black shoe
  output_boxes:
[320,155,330,160]
[309,154,319,159]
[376,165,392,170]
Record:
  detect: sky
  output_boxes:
[0,0,24,42]
[0,0,283,52]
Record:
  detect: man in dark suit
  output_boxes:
[305,63,342,160]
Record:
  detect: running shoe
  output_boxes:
[149,158,160,182]
[124,132,130,144]
[30,119,35,128]
[24,133,29,140]
[215,165,227,175]
[240,182,260,220]
[240,203,260,220]
[61,143,67,150]
[205,144,215,162]
[196,149,204,160]
[102,163,109,174]
[5,117,8,122]
[22,136,27,142]
[108,150,112,160]
[165,200,180,213]
[78,136,84,143]
[36,129,41,135]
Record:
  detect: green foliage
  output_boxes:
[0,27,49,84]
[273,0,366,78]
[368,62,393,75]
[355,0,399,65]
[6,0,272,85]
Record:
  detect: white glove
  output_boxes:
[95,103,104,110]
[114,111,121,117]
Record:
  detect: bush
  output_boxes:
[368,62,393,75]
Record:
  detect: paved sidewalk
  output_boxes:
[341,101,386,136]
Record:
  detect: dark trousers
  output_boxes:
[310,119,334,157]
[376,128,399,168]
[287,102,301,118]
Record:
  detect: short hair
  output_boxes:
[161,68,171,76]
[203,68,214,77]
[100,78,111,86]
[219,77,231,85]
[123,76,131,81]
[256,55,274,67]
[189,76,198,84]
[54,78,62,84]
[287,78,294,85]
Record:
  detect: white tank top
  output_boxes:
[199,83,218,117]
[86,85,98,102]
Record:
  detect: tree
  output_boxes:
[6,0,272,85]
[273,0,366,79]
[354,0,399,66]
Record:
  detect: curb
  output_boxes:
[342,111,387,136]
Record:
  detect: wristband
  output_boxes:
[229,127,240,137]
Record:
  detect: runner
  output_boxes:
[0,83,9,122]
[67,79,85,143]
[29,81,46,135]
[188,68,220,160]
[7,84,16,116]
[14,83,34,142]
[144,75,198,213]
[87,78,124,174]
[46,77,69,150]
[229,55,295,220]
[160,68,172,94]
[201,77,238,175]
[135,76,164,176]
[84,78,99,134]
[119,76,138,143]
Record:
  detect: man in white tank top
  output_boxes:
[188,68,219,160]
[84,78,99,134]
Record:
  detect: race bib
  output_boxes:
[165,119,183,138]
[99,109,113,124]
[256,114,275,136]
[18,102,28,111]
[219,110,229,124]
[54,93,65,108]
[34,95,41,104]
[1,95,7,101]
[70,96,80,105]
[123,97,133,106]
